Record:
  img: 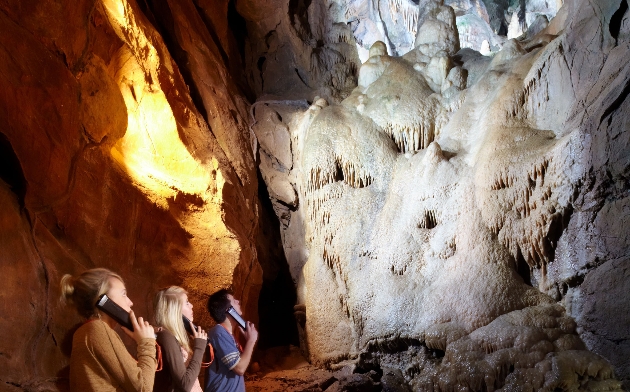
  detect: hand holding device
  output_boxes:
[226,306,247,330]
[95,294,155,342]
[192,325,207,340]
[126,310,156,342]
[242,321,258,344]
[182,316,207,341]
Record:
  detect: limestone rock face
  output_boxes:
[0,0,262,389]
[239,0,563,111]
[251,0,630,389]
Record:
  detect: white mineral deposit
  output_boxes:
[251,0,630,390]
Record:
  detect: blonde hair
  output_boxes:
[60,268,124,319]
[154,286,191,353]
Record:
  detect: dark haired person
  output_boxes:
[204,289,258,392]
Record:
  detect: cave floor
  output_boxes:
[245,346,337,392]
[246,365,336,392]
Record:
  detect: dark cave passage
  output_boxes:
[255,170,300,350]
[0,132,26,208]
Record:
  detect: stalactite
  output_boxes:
[388,0,419,34]
[383,120,435,154]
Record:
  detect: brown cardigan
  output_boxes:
[70,319,157,392]
[153,330,206,392]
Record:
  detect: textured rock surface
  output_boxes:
[2,0,630,390]
[239,0,563,109]
[0,0,262,389]
[250,0,630,389]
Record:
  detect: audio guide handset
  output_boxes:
[182,315,195,335]
[226,306,247,330]
[95,294,134,331]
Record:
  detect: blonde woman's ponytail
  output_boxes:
[60,274,76,305]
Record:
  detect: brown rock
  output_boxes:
[0,0,262,388]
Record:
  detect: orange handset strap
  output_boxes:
[201,344,214,368]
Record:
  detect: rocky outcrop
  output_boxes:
[1,0,629,390]
[0,0,262,389]
[250,0,630,389]
[239,0,563,108]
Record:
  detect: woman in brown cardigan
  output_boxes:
[61,268,158,392]
[153,286,207,392]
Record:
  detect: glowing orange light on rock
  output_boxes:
[101,0,219,207]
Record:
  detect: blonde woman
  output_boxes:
[60,268,157,391]
[153,286,208,392]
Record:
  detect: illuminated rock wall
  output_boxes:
[249,0,630,389]
[0,0,261,389]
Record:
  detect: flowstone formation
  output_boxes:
[252,0,630,389]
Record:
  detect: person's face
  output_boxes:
[227,294,241,315]
[106,277,133,312]
[181,294,194,321]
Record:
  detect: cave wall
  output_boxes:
[0,0,263,389]
[237,0,563,108]
[246,0,630,389]
[1,0,629,390]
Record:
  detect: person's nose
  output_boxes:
[129,299,134,307]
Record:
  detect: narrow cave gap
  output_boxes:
[494,0,511,36]
[367,336,423,354]
[192,2,230,68]
[136,0,160,29]
[294,68,309,87]
[600,77,630,124]
[143,0,209,121]
[333,162,345,182]
[288,0,314,41]
[498,20,508,36]
[0,132,27,208]
[188,0,255,102]
[255,170,300,350]
[428,348,445,359]
[564,273,585,289]
[518,0,526,27]
[515,248,532,286]
[227,0,248,69]
[545,204,573,262]
[257,56,266,92]
[257,56,266,72]
[610,0,629,45]
[273,197,299,212]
